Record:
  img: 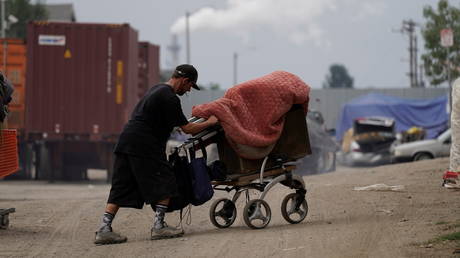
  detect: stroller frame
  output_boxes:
[178,118,309,229]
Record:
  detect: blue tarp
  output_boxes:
[336,93,449,141]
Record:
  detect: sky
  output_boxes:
[43,0,460,89]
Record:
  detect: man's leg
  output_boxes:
[151,198,184,240]
[153,198,169,229]
[94,154,134,245]
[98,203,119,232]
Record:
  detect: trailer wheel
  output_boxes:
[281,193,308,224]
[243,199,271,229]
[209,198,237,228]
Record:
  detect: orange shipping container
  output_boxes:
[0,39,26,132]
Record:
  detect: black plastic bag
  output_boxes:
[167,148,193,212]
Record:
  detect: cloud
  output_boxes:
[351,1,387,21]
[170,0,384,45]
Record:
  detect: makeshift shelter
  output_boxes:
[336,93,448,141]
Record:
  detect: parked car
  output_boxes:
[294,110,339,175]
[339,117,396,166]
[391,128,451,162]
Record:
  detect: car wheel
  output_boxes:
[413,152,433,161]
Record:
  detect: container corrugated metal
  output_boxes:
[0,39,26,132]
[25,22,139,140]
[138,42,160,98]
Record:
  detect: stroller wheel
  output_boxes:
[281,193,308,224]
[209,198,237,228]
[243,199,271,229]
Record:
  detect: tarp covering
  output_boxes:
[336,93,448,141]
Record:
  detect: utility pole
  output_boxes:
[167,34,180,68]
[400,19,420,88]
[419,64,425,88]
[185,11,190,64]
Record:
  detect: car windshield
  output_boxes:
[437,129,451,142]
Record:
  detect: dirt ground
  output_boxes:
[0,158,459,258]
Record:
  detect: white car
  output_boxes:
[392,129,451,162]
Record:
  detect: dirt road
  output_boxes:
[0,158,459,257]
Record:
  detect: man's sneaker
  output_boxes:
[94,230,128,245]
[151,222,184,240]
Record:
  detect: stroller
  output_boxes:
[176,105,311,229]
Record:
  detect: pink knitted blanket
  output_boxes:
[192,71,310,147]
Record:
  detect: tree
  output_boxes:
[322,64,354,89]
[0,0,48,39]
[422,0,460,86]
[208,82,220,91]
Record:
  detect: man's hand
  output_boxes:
[207,115,218,125]
[180,115,219,135]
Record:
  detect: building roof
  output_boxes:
[45,4,76,22]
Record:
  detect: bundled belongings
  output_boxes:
[340,116,396,166]
[192,71,311,175]
[167,144,214,211]
[400,126,426,143]
[352,117,396,148]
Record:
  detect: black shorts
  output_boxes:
[107,153,178,209]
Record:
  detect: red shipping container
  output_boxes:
[138,42,160,98]
[0,39,27,132]
[25,22,139,140]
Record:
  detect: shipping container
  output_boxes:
[138,42,160,98]
[26,22,139,141]
[0,39,27,132]
[22,21,142,181]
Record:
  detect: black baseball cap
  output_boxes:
[175,64,200,90]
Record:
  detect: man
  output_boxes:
[94,64,218,245]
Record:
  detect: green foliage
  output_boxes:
[208,82,220,91]
[435,221,449,225]
[437,231,460,241]
[422,0,460,86]
[322,63,354,89]
[0,0,48,39]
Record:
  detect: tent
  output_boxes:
[336,93,448,141]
